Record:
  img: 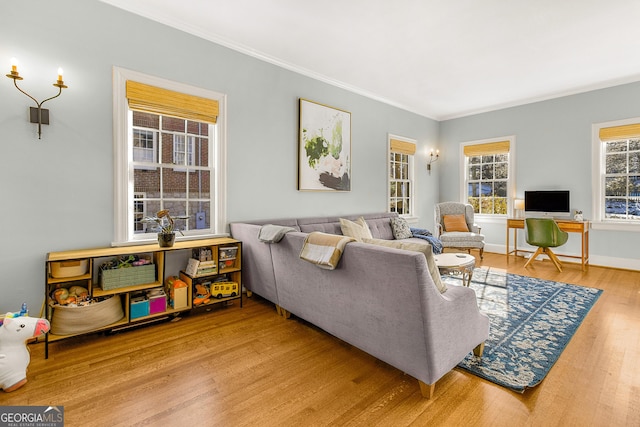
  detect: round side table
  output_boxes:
[434,253,476,286]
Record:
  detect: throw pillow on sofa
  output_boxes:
[340,217,373,241]
[362,238,447,293]
[390,217,413,239]
[443,214,469,232]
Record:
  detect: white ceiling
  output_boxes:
[101,0,640,120]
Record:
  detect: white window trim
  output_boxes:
[459,135,516,220]
[388,134,417,221]
[112,66,228,245]
[591,117,640,232]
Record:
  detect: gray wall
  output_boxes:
[0,1,439,312]
[440,83,640,270]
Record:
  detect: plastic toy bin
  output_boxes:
[130,295,150,319]
[219,246,238,260]
[148,290,167,314]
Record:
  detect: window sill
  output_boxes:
[111,233,230,247]
[591,221,640,232]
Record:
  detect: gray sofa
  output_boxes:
[230,212,489,398]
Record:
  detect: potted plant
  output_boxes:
[141,209,189,247]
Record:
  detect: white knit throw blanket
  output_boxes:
[299,232,355,270]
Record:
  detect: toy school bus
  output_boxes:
[211,281,239,299]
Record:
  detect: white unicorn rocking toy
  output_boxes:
[0,304,50,392]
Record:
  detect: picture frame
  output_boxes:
[298,98,351,191]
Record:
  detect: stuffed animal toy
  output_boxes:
[193,283,211,306]
[0,311,50,392]
[51,285,89,305]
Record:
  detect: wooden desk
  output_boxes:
[506,218,590,271]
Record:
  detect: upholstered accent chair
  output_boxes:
[434,202,485,259]
[523,218,569,272]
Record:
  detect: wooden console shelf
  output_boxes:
[506,218,589,271]
[44,237,242,358]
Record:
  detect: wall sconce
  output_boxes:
[5,58,68,139]
[514,199,525,218]
[427,149,439,175]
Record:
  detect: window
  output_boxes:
[133,129,156,163]
[112,67,227,244]
[133,193,146,232]
[389,136,416,217]
[173,135,195,166]
[462,138,514,215]
[592,119,640,228]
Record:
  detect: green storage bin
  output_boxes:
[100,264,156,290]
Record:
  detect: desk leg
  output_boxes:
[582,229,589,271]
[506,226,510,257]
[506,226,519,259]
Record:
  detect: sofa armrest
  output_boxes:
[420,285,490,379]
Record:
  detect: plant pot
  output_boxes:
[158,232,176,247]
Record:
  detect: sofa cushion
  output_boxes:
[298,216,343,234]
[443,214,469,232]
[362,218,392,239]
[340,217,373,241]
[362,238,447,293]
[390,217,413,239]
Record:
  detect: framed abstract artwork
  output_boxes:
[298,98,351,191]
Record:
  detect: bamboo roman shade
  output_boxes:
[463,140,510,157]
[599,123,640,141]
[126,81,219,124]
[390,138,416,155]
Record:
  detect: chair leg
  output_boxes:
[544,248,563,272]
[524,247,544,269]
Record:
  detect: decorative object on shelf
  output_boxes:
[427,149,439,175]
[5,58,68,139]
[157,233,176,247]
[141,209,189,247]
[298,98,351,192]
[574,210,583,221]
[0,306,50,392]
[514,199,525,218]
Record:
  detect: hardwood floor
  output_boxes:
[3,253,639,426]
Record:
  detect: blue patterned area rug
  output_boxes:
[443,268,603,393]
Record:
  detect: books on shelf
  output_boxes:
[185,258,217,277]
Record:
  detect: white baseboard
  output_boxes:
[484,243,640,271]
